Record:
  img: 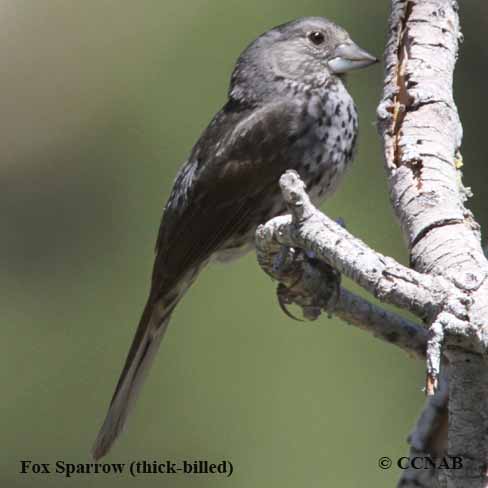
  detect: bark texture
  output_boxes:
[379,1,488,486]
[255,1,488,486]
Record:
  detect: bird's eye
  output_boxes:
[308,31,325,45]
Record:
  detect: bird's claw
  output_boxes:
[276,283,305,322]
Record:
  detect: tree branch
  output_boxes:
[255,174,429,359]
[399,372,448,488]
[336,288,427,360]
[256,171,456,321]
[256,224,428,358]
[378,1,488,485]
[255,1,488,485]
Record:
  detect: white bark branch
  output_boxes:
[336,288,427,360]
[379,1,488,485]
[256,172,458,320]
[255,1,488,485]
[256,224,428,359]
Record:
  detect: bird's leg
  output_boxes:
[303,252,341,318]
[273,245,299,279]
[273,246,306,321]
[302,216,345,316]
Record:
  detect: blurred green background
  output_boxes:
[1,1,485,486]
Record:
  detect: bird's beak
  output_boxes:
[328,42,378,74]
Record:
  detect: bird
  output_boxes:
[92,16,377,460]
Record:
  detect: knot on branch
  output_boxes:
[279,170,314,222]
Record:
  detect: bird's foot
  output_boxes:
[273,246,341,321]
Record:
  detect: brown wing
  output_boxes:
[151,97,304,298]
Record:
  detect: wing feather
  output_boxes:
[152,98,301,297]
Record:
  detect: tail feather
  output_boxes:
[91,298,175,460]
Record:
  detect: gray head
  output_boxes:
[230,17,377,102]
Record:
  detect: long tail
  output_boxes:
[91,294,179,460]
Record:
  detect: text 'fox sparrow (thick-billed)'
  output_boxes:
[92,16,377,459]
